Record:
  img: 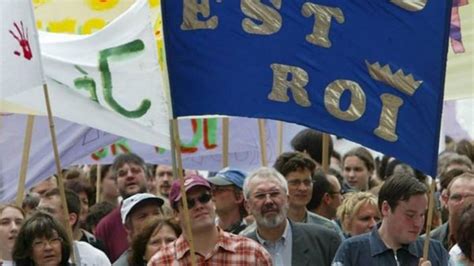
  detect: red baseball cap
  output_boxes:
[169,174,211,204]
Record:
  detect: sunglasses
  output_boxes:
[181,192,212,209]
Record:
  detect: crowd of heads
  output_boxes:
[1,129,473,265]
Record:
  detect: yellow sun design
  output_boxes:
[149,0,160,8]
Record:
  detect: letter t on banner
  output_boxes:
[0,0,44,99]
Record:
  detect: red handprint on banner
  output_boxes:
[9,21,33,60]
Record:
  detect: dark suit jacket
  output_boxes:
[246,220,341,266]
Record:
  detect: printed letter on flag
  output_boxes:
[162,0,452,176]
[0,0,44,99]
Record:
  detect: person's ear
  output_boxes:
[244,199,251,214]
[235,192,244,204]
[381,201,391,216]
[441,189,449,206]
[68,212,78,227]
[322,192,332,205]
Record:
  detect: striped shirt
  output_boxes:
[148,227,272,265]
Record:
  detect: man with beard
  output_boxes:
[148,174,272,265]
[154,165,175,198]
[430,172,474,250]
[95,153,149,262]
[332,173,449,265]
[244,167,341,265]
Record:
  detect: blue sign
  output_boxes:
[162,0,452,176]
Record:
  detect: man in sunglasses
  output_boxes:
[148,174,272,265]
[208,167,248,234]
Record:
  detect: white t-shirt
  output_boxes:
[72,241,111,266]
[1,260,14,266]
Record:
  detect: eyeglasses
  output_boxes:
[252,190,282,201]
[117,166,144,178]
[449,193,474,203]
[182,193,212,209]
[32,237,62,250]
[287,178,313,187]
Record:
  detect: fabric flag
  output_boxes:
[0,113,119,202]
[0,0,44,98]
[162,0,452,176]
[444,0,473,100]
[3,0,171,149]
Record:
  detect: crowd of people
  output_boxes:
[0,129,473,265]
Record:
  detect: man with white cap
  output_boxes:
[148,174,272,265]
[208,167,248,234]
[113,193,165,266]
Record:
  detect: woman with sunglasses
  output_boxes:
[12,211,72,266]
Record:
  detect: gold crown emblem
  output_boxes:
[365,60,423,96]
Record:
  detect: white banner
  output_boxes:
[0,113,119,202]
[2,106,470,203]
[0,0,44,98]
[3,0,170,149]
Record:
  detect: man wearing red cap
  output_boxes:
[148,174,272,265]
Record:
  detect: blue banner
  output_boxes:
[162,0,452,176]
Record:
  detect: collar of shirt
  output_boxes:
[255,219,291,247]
[369,226,418,257]
[174,226,238,260]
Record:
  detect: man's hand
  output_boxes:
[419,258,432,266]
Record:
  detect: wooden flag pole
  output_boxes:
[277,121,284,156]
[95,164,101,204]
[422,180,437,260]
[322,133,330,174]
[171,119,197,266]
[42,84,77,265]
[222,117,229,168]
[16,115,35,206]
[258,119,268,166]
[159,5,195,265]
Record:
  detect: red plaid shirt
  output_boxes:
[147,227,272,265]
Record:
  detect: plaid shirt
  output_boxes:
[148,227,272,265]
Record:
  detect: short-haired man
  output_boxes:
[113,193,164,265]
[332,173,449,265]
[148,175,272,265]
[273,152,344,237]
[38,188,111,265]
[244,167,341,265]
[430,172,474,250]
[95,153,149,262]
[208,167,248,234]
[307,171,343,221]
[30,176,57,197]
[291,128,333,166]
[154,164,175,198]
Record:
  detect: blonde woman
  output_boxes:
[337,192,380,237]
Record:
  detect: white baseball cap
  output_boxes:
[120,193,165,224]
